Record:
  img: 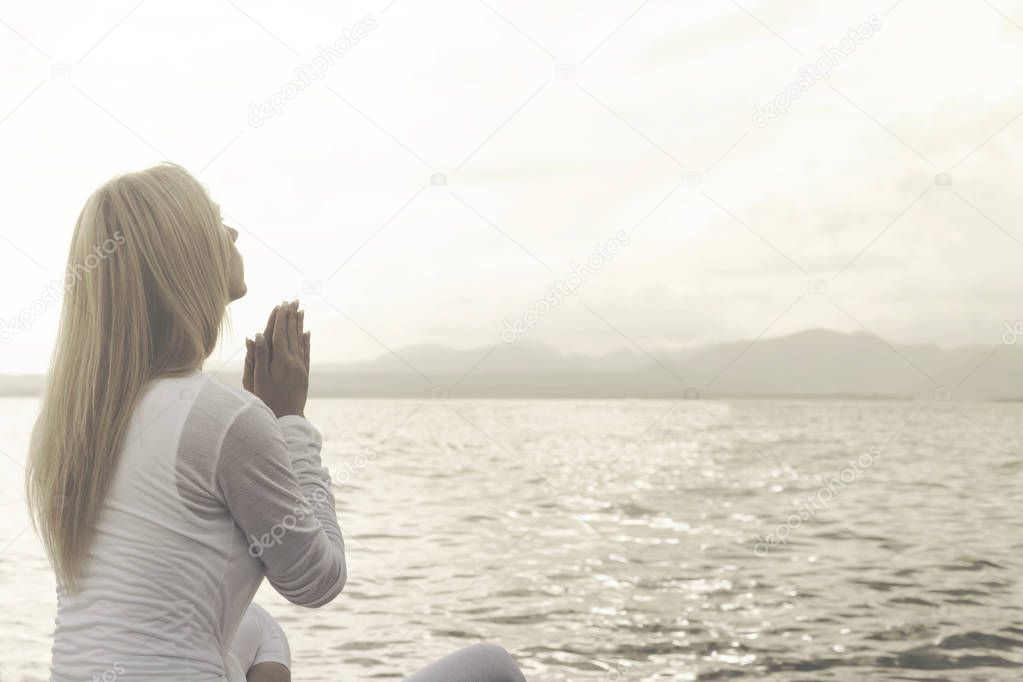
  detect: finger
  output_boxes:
[243,338,255,392]
[254,333,271,383]
[263,306,279,361]
[272,304,290,360]
[263,306,278,338]
[296,307,304,339]
[302,331,310,369]
[287,302,300,355]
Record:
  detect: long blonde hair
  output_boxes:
[27,163,233,591]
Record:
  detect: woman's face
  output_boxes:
[226,225,247,301]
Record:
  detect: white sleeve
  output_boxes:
[214,400,346,607]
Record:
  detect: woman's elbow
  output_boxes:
[318,560,347,605]
[283,559,346,608]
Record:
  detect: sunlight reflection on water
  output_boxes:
[2,398,1023,680]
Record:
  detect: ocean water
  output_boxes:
[2,397,1023,681]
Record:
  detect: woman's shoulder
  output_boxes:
[179,374,279,443]
[174,376,282,493]
[196,375,268,414]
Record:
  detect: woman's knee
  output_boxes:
[246,662,291,682]
[405,642,526,682]
[474,643,526,682]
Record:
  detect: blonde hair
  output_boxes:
[27,163,233,591]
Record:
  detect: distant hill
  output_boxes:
[2,331,1019,399]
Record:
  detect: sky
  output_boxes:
[1,0,1023,373]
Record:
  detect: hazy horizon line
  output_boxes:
[2,324,1014,378]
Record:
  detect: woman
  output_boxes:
[27,163,526,682]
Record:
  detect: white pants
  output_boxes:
[225,603,291,681]
[229,604,525,682]
[405,643,527,682]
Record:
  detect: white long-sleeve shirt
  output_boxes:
[49,370,346,681]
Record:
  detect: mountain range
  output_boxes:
[2,329,1018,400]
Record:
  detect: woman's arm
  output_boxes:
[221,301,346,606]
[215,400,346,606]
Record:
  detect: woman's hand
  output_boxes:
[243,300,311,418]
[243,305,279,390]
